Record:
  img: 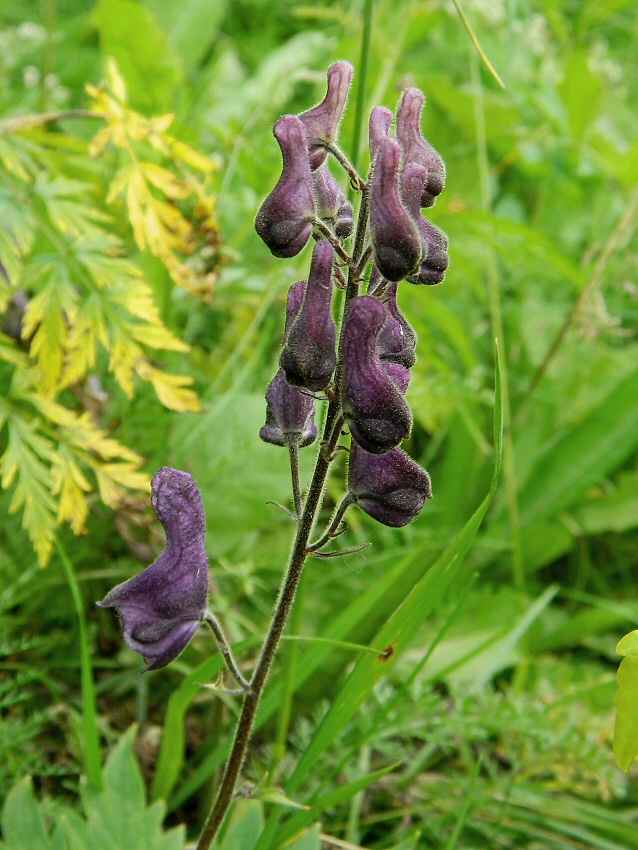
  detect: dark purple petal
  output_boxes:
[98,468,208,671]
[255,115,316,258]
[313,163,354,239]
[284,280,307,338]
[369,138,421,282]
[383,361,410,394]
[280,241,337,392]
[401,163,449,285]
[375,280,417,369]
[348,443,432,527]
[341,296,412,454]
[299,61,354,169]
[260,368,317,448]
[396,87,446,207]
[368,106,393,165]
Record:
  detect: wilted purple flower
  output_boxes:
[313,163,354,239]
[341,296,412,454]
[280,241,337,392]
[97,468,208,672]
[401,163,449,285]
[372,278,417,369]
[255,115,316,258]
[348,443,433,527]
[396,87,446,207]
[299,61,354,170]
[368,106,393,165]
[369,138,421,282]
[260,368,317,448]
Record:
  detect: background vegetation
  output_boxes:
[1,0,637,848]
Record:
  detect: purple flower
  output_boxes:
[313,163,354,238]
[280,241,337,392]
[299,61,354,170]
[341,295,412,454]
[260,368,317,448]
[396,87,446,207]
[401,163,449,285]
[97,468,208,672]
[348,443,432,527]
[255,115,316,258]
[369,138,421,282]
[370,277,418,369]
[368,106,393,165]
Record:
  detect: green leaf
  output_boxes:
[217,800,264,850]
[614,633,638,771]
[145,0,227,73]
[1,778,49,850]
[92,0,183,112]
[102,726,145,809]
[287,825,321,850]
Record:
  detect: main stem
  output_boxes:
[196,187,369,850]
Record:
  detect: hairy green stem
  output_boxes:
[204,611,251,692]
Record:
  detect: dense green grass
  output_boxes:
[1,1,638,848]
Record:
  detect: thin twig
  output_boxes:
[312,217,355,266]
[307,494,354,552]
[325,142,367,191]
[203,612,251,692]
[288,441,303,518]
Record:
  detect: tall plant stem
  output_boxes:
[196,188,370,850]
[470,50,524,591]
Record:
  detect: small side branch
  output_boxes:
[325,142,367,192]
[204,611,251,692]
[312,218,355,267]
[287,441,303,518]
[307,494,355,553]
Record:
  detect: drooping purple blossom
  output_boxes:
[372,278,418,369]
[255,115,316,258]
[341,296,412,454]
[280,240,337,392]
[396,87,446,207]
[369,138,421,282]
[299,61,354,170]
[348,443,433,527]
[97,468,208,672]
[401,163,449,285]
[260,368,318,448]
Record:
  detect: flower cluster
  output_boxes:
[258,62,447,528]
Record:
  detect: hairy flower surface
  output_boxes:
[98,468,208,671]
[313,163,354,238]
[280,240,337,391]
[368,106,393,164]
[369,138,421,282]
[342,295,412,454]
[348,443,432,527]
[255,115,316,258]
[401,163,449,285]
[396,87,446,207]
[260,368,317,447]
[299,61,354,169]
[370,277,418,369]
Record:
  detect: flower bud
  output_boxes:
[368,106,393,164]
[255,115,316,258]
[259,368,317,448]
[313,163,354,239]
[396,87,446,207]
[348,443,433,527]
[341,295,412,454]
[97,468,208,672]
[369,138,422,282]
[401,163,449,285]
[280,241,337,392]
[373,279,417,368]
[299,61,354,170]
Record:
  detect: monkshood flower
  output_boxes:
[396,87,446,207]
[368,106,393,164]
[260,368,317,448]
[370,275,418,369]
[255,115,316,258]
[280,240,337,392]
[369,137,421,282]
[299,61,354,170]
[348,443,433,527]
[401,163,449,285]
[341,295,412,454]
[98,468,208,672]
[313,163,354,238]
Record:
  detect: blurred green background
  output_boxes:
[1,0,638,848]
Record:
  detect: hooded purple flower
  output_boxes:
[255,115,316,258]
[97,468,208,671]
[401,163,449,285]
[371,277,418,369]
[341,296,412,454]
[313,163,354,238]
[369,138,421,282]
[348,443,432,527]
[260,368,318,448]
[368,106,393,165]
[396,87,446,207]
[299,61,354,170]
[280,240,337,392]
